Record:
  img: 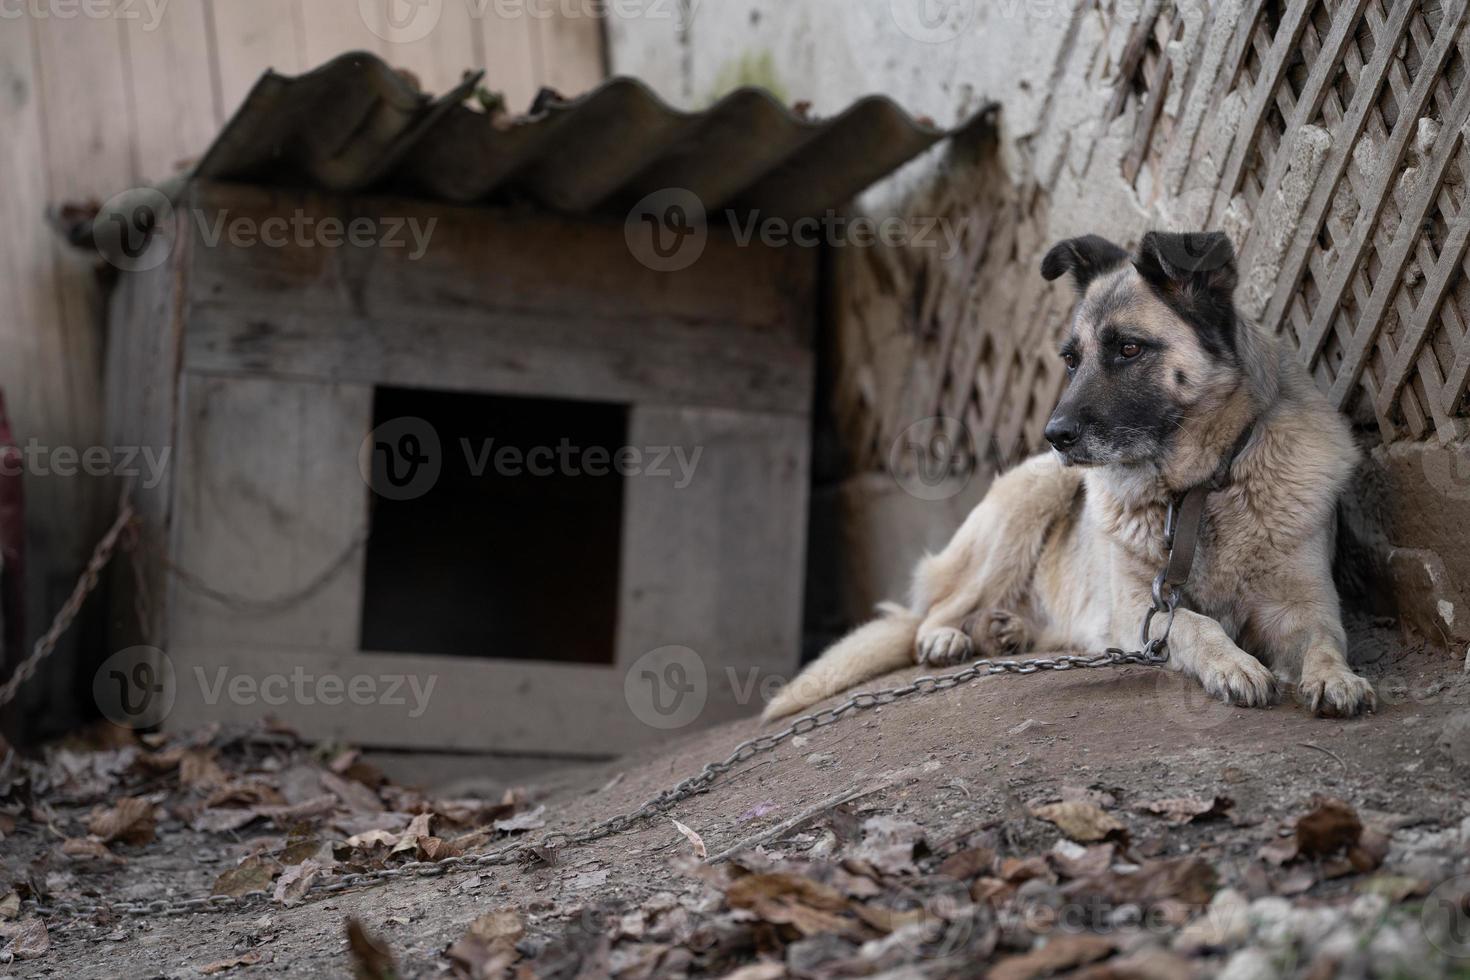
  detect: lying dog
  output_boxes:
[765,231,1376,722]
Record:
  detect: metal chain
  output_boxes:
[0,500,137,710]
[25,493,1195,923]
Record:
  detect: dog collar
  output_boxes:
[1155,417,1258,607]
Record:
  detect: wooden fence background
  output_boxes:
[0,0,604,732]
[835,0,1470,489]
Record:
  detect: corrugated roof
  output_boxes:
[192,52,984,220]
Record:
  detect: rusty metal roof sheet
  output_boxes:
[192,52,981,220]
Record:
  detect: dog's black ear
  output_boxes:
[1134,231,1238,301]
[1134,231,1240,357]
[1040,235,1129,291]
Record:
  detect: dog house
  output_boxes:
[101,54,956,755]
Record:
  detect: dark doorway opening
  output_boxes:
[360,386,627,664]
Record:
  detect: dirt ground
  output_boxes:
[3,618,1469,979]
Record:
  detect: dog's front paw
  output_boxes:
[1195,650,1277,708]
[916,626,973,666]
[1298,665,1376,717]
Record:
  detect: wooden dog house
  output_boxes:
[101,54,956,756]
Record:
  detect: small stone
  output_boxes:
[805,752,836,769]
[1247,896,1292,935]
[1218,946,1279,980]
[1174,888,1250,954]
[1348,893,1388,925]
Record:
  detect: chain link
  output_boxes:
[22,493,1194,923]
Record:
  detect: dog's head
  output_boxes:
[1039,230,1245,467]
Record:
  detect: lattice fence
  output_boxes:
[835,0,1470,488]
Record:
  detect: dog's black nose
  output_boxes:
[1044,415,1080,450]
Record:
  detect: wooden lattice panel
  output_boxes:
[833,0,1470,488]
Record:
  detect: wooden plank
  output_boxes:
[1326,81,1470,405]
[1441,298,1470,420]
[1208,0,1317,224]
[211,0,304,117]
[169,374,371,652]
[102,213,191,648]
[1122,31,1174,185]
[1296,0,1470,363]
[372,0,480,96]
[182,304,814,416]
[1104,0,1162,121]
[299,0,388,65]
[535,6,606,97]
[1258,0,1420,336]
[24,10,137,722]
[182,182,815,340]
[164,645,658,754]
[479,3,541,112]
[615,405,809,730]
[124,0,222,178]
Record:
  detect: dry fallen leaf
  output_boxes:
[346,918,397,980]
[852,816,925,875]
[671,819,707,860]
[60,837,124,864]
[1048,841,1116,880]
[0,892,18,920]
[990,933,1115,980]
[87,796,157,845]
[493,805,546,834]
[273,858,324,907]
[1296,797,1362,857]
[1132,795,1233,825]
[0,916,48,961]
[179,749,228,790]
[212,855,279,898]
[938,846,995,880]
[1031,801,1128,843]
[200,952,265,974]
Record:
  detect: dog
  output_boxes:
[764,230,1376,722]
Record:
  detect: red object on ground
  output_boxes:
[0,391,27,680]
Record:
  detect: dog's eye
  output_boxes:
[1061,352,1078,371]
[1119,342,1142,359]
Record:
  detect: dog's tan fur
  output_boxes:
[764,233,1376,722]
